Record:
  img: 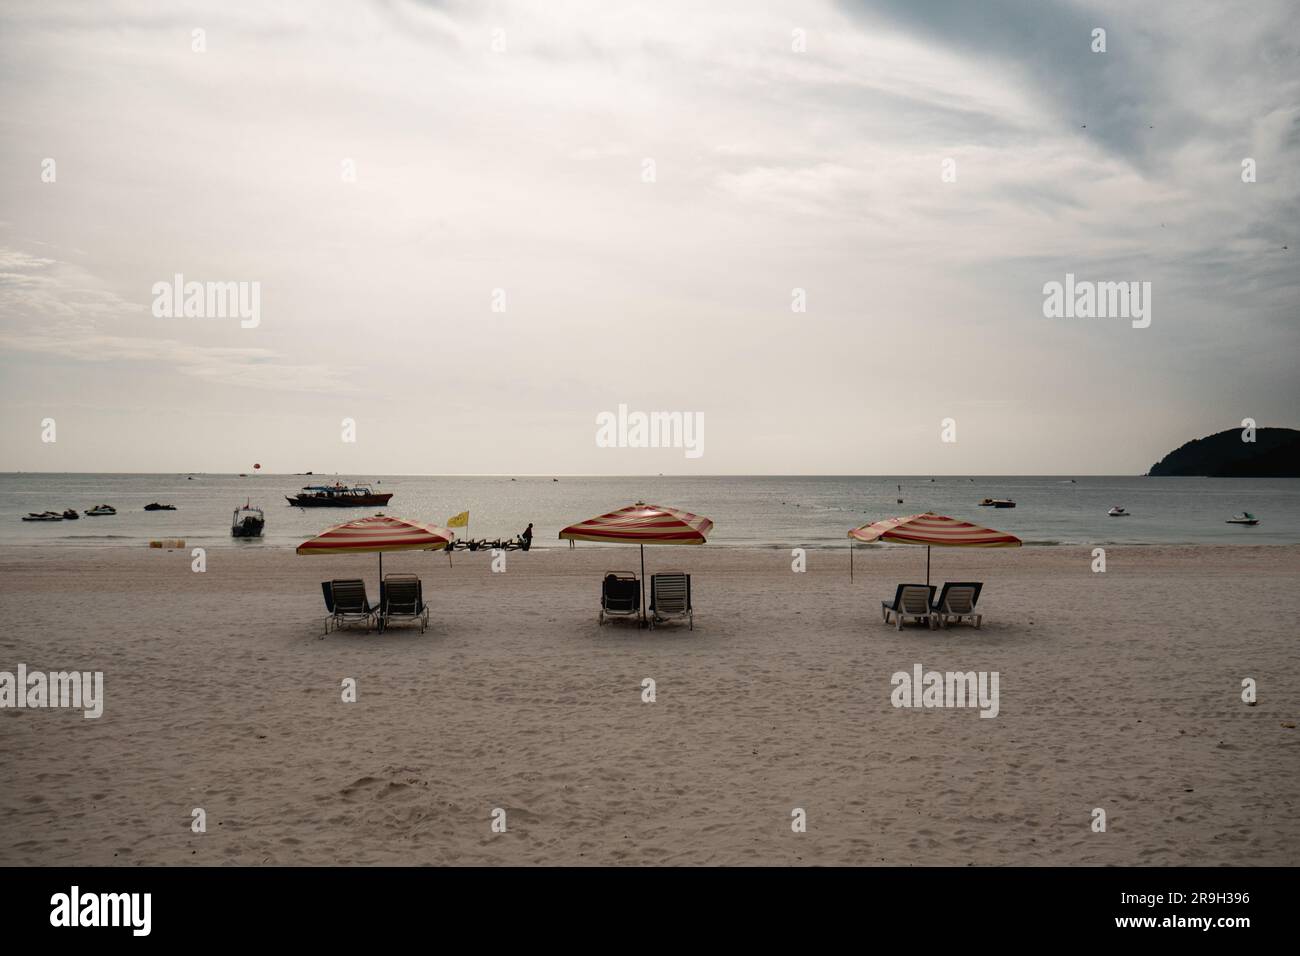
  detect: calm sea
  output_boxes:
[1,474,1297,549]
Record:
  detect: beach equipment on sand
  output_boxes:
[848,511,1020,584]
[297,514,455,581]
[378,574,429,633]
[321,579,377,634]
[560,502,712,624]
[599,572,641,625]
[880,584,936,630]
[649,572,693,630]
[930,582,984,628]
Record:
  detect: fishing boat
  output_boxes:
[1107,506,1129,517]
[84,505,117,516]
[1226,512,1260,526]
[144,502,176,511]
[22,511,62,522]
[284,483,393,508]
[231,502,265,537]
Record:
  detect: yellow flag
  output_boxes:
[446,511,469,528]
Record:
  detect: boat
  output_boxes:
[84,505,117,516]
[1107,506,1129,517]
[231,502,265,538]
[284,483,393,508]
[1226,512,1260,526]
[22,511,62,522]
[62,509,79,520]
[979,498,1016,508]
[144,502,176,511]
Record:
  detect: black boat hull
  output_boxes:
[285,494,393,507]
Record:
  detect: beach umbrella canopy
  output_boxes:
[559,502,713,545]
[559,502,713,621]
[848,511,1020,584]
[297,513,456,578]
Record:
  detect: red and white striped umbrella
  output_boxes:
[297,513,456,582]
[297,514,456,555]
[559,502,712,622]
[558,501,713,545]
[848,512,1020,583]
[849,512,1021,547]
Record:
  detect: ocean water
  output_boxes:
[1,474,1298,550]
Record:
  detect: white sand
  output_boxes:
[1,542,1297,865]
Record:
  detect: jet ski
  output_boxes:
[1226,512,1259,525]
[22,511,63,522]
[1107,506,1129,517]
[84,505,117,516]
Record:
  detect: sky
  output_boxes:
[1,0,1297,475]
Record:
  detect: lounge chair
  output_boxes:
[321,579,377,635]
[880,583,936,630]
[379,573,430,634]
[649,572,692,630]
[931,582,983,628]
[599,571,640,625]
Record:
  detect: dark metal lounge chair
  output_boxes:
[379,574,429,634]
[599,571,640,625]
[321,579,377,635]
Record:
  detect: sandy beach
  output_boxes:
[1,542,1296,866]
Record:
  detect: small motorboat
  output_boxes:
[231,502,265,538]
[61,509,79,520]
[1226,512,1260,526]
[84,505,117,516]
[22,511,62,522]
[1107,506,1129,517]
[143,502,177,511]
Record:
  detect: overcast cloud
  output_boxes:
[1,0,1296,474]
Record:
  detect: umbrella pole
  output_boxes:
[926,545,930,587]
[850,540,854,580]
[640,543,646,627]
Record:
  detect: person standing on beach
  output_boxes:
[521,523,533,551]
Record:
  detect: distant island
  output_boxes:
[1149,427,1300,477]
